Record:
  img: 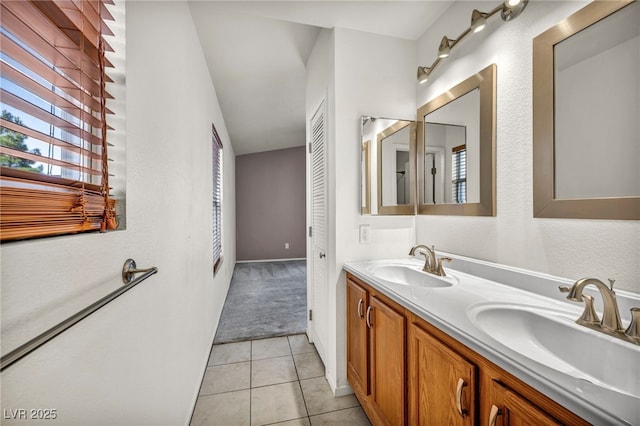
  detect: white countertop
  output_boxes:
[343,254,640,426]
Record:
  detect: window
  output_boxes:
[212,123,223,274]
[452,144,466,203]
[0,0,116,241]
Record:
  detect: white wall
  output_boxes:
[306,27,417,394]
[415,1,639,292]
[305,27,335,377]
[0,2,236,425]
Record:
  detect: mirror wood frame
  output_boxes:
[533,0,640,220]
[376,120,416,215]
[362,140,371,214]
[417,64,497,216]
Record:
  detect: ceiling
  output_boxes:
[189,1,453,156]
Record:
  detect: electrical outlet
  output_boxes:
[285,243,289,249]
[359,224,370,244]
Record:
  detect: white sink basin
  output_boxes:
[368,264,453,288]
[468,303,640,398]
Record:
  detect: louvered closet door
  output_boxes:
[309,99,328,361]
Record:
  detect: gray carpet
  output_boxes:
[213,260,307,344]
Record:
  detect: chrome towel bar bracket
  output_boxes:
[122,258,157,284]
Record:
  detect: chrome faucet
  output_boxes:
[560,277,640,345]
[409,244,451,277]
[560,278,623,331]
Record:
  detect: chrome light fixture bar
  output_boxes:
[417,0,529,84]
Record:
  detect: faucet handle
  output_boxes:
[577,295,600,325]
[608,278,616,291]
[624,308,640,343]
[558,285,570,293]
[435,257,452,277]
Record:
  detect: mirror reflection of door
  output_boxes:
[424,147,445,204]
[362,116,415,215]
[395,149,410,204]
[424,123,466,204]
[381,125,411,207]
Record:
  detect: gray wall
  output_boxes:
[236,146,306,261]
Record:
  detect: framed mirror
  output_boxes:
[416,64,496,216]
[360,116,416,215]
[533,0,640,220]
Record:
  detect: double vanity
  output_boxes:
[351,1,640,423]
[344,251,640,425]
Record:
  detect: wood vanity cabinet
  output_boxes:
[346,273,590,426]
[408,321,476,425]
[347,278,369,396]
[488,380,561,426]
[347,275,406,425]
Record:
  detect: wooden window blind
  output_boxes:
[0,0,117,242]
[452,144,467,204]
[212,123,223,274]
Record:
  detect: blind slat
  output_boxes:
[1,4,109,96]
[212,123,223,270]
[0,33,108,113]
[0,118,102,160]
[0,146,102,176]
[32,1,115,62]
[1,62,104,130]
[1,89,104,147]
[0,0,117,241]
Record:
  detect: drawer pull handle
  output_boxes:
[456,378,468,417]
[489,404,502,426]
[357,299,364,318]
[366,306,372,328]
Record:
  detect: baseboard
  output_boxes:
[326,370,354,397]
[236,258,306,263]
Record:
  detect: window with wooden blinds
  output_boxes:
[0,0,117,242]
[212,123,223,274]
[452,144,467,204]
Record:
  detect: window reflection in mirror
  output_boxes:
[423,89,478,205]
[417,64,496,216]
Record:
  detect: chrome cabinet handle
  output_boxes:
[488,404,502,426]
[366,306,372,328]
[455,378,468,417]
[357,299,364,319]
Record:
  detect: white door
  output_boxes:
[308,99,328,361]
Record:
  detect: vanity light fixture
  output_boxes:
[437,36,455,58]
[502,0,528,21]
[417,66,431,84]
[471,9,488,33]
[417,0,528,84]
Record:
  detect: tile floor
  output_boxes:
[190,334,371,426]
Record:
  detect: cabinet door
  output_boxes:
[488,380,560,426]
[408,322,476,426]
[347,278,369,396]
[370,295,406,425]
